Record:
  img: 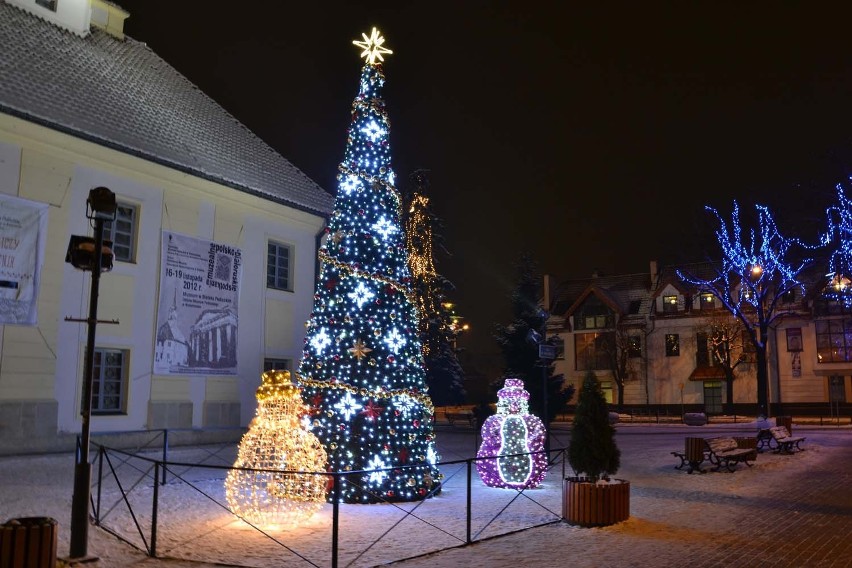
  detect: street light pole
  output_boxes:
[66,187,116,560]
[69,213,105,559]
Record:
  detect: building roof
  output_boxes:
[0,2,334,216]
[551,272,653,329]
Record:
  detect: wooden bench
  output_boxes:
[445,411,476,427]
[769,426,806,453]
[672,436,710,473]
[756,428,774,452]
[705,436,756,472]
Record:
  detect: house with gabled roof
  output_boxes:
[549,259,851,417]
[548,266,654,407]
[0,0,332,453]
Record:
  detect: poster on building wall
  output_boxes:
[154,231,242,376]
[0,194,49,325]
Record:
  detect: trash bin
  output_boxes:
[0,517,57,568]
[776,415,793,434]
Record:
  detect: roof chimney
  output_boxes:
[90,0,129,39]
[649,260,659,285]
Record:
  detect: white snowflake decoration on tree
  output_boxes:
[427,445,438,465]
[348,281,376,308]
[341,174,361,195]
[333,391,362,420]
[372,216,398,240]
[310,328,331,354]
[393,395,416,417]
[384,328,406,353]
[361,120,387,142]
[367,455,388,484]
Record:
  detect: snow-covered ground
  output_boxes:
[0,422,844,567]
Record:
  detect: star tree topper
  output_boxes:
[353,27,393,64]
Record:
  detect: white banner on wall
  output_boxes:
[0,194,48,325]
[154,231,242,376]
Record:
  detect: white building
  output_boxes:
[0,0,333,453]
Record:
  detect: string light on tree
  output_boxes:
[678,201,811,417]
[402,171,467,405]
[476,378,547,489]
[298,29,440,504]
[824,182,852,307]
[225,371,327,529]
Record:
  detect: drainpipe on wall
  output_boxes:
[314,222,328,282]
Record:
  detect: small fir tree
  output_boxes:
[568,371,620,482]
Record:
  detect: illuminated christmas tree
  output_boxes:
[476,378,547,489]
[403,170,466,405]
[297,28,440,504]
[225,370,327,529]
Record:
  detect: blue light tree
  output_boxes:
[297,29,440,504]
[678,202,811,416]
[823,183,852,307]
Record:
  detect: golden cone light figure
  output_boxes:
[225,370,328,529]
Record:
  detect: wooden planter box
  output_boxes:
[562,477,630,527]
[734,436,758,461]
[0,517,57,568]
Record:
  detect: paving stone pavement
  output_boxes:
[394,426,852,568]
[3,424,849,567]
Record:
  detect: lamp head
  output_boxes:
[86,186,117,221]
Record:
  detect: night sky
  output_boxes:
[118,1,852,365]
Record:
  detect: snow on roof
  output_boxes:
[0,2,333,216]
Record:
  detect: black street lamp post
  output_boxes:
[65,187,117,560]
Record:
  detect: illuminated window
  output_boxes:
[700,293,715,309]
[815,319,852,363]
[627,336,642,358]
[263,357,292,372]
[102,202,137,262]
[600,381,613,404]
[575,332,612,370]
[92,348,128,414]
[665,334,680,357]
[662,295,678,313]
[267,241,293,291]
[574,296,614,330]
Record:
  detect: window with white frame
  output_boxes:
[263,358,292,372]
[816,319,852,363]
[699,293,716,310]
[575,332,612,370]
[665,334,680,357]
[662,295,678,313]
[573,296,614,330]
[627,335,642,358]
[92,348,128,414]
[102,202,137,262]
[267,240,292,291]
[35,0,57,11]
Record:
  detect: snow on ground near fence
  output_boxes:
[0,423,843,567]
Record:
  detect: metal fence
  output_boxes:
[88,443,567,568]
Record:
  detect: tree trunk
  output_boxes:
[755,344,769,417]
[616,381,625,411]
